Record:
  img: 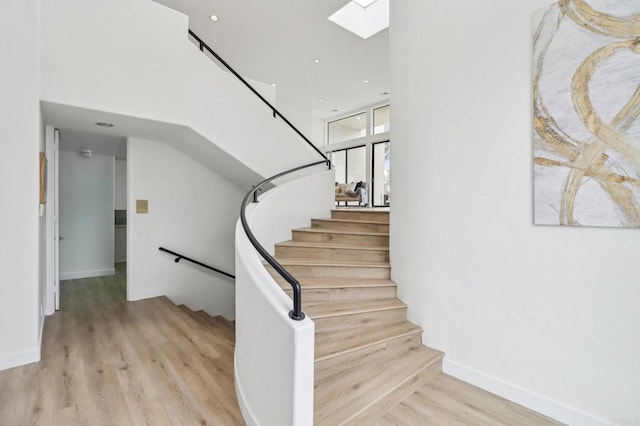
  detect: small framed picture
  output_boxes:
[39,152,47,205]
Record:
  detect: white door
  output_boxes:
[54,129,61,310]
[45,127,61,314]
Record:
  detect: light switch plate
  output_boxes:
[136,199,149,214]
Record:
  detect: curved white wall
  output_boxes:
[235,168,333,425]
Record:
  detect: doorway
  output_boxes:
[45,127,128,312]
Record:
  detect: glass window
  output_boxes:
[329,146,366,185]
[331,150,346,184]
[346,146,366,183]
[328,112,367,144]
[373,105,390,134]
[372,141,390,206]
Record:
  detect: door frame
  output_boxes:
[44,126,60,315]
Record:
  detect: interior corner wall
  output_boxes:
[127,137,243,319]
[0,0,41,370]
[389,1,639,425]
[59,152,115,280]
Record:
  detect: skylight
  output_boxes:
[352,0,378,7]
[328,0,389,40]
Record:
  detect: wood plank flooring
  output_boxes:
[0,260,562,425]
[376,374,562,425]
[0,263,242,426]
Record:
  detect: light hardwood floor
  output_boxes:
[0,263,243,425]
[0,261,562,425]
[377,374,561,425]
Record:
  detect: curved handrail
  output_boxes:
[240,159,330,320]
[189,29,331,320]
[188,30,329,164]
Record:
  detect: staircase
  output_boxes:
[175,303,236,345]
[266,209,444,424]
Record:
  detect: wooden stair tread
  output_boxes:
[294,227,389,236]
[270,258,391,268]
[315,321,422,361]
[314,345,443,424]
[305,298,406,319]
[312,218,390,225]
[156,300,235,347]
[275,240,389,251]
[274,277,396,289]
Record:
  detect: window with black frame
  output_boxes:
[372,141,390,207]
[330,145,366,184]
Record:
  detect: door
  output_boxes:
[54,129,60,310]
[45,127,61,313]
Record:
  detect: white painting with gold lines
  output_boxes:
[533,0,640,227]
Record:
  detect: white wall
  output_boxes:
[40,0,322,183]
[390,1,640,425]
[235,168,333,425]
[114,159,127,210]
[127,137,242,319]
[0,0,41,371]
[59,151,115,280]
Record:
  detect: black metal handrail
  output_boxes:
[188,30,329,164]
[240,160,329,321]
[159,247,235,279]
[189,30,331,320]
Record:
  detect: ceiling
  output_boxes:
[152,0,390,121]
[59,129,127,159]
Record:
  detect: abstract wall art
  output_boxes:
[533,0,640,227]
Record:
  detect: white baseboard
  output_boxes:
[60,268,115,280]
[443,358,613,426]
[0,347,41,372]
[128,286,165,301]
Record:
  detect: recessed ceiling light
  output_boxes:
[271,83,276,87]
[356,116,361,120]
[319,98,325,102]
[96,122,114,128]
[363,80,369,84]
[209,15,219,22]
[313,58,321,63]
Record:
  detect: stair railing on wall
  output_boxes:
[188,30,327,162]
[158,247,235,279]
[188,30,330,320]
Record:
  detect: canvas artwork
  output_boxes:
[533,0,640,227]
